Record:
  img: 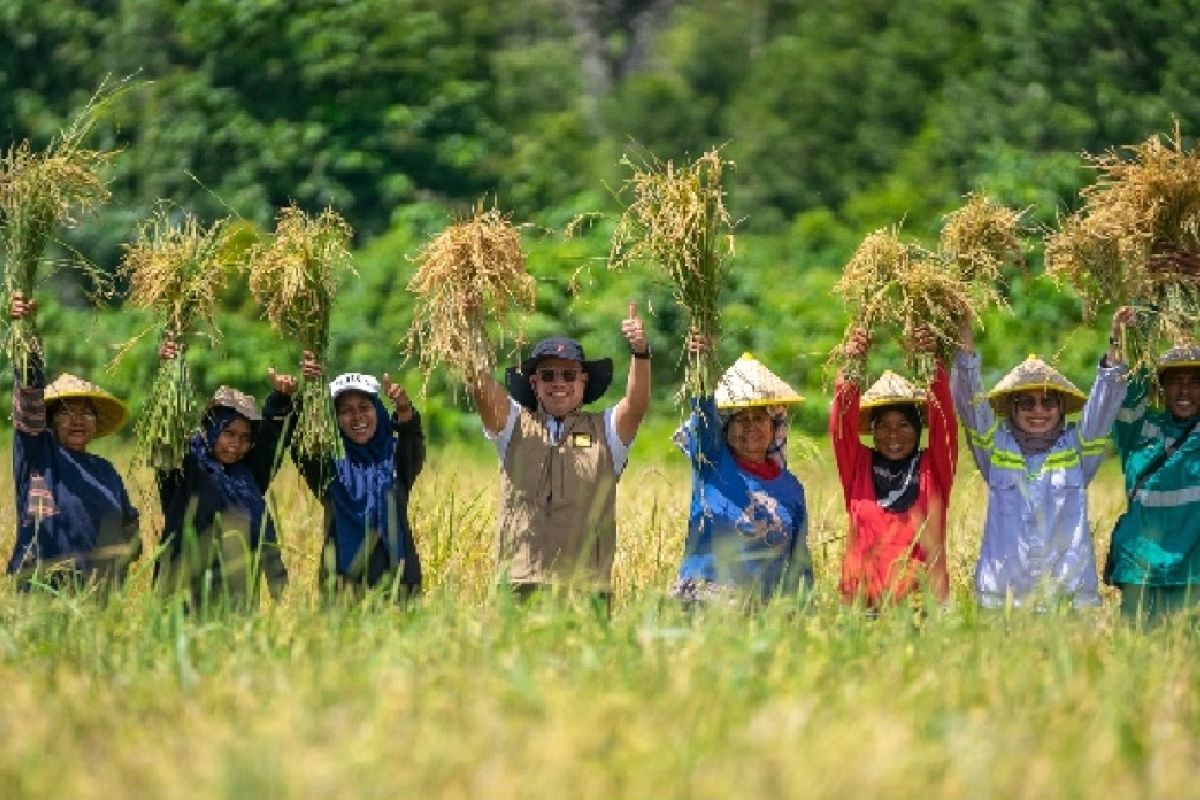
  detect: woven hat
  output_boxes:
[988,354,1086,415]
[1158,344,1200,373]
[714,353,804,409]
[858,370,926,434]
[44,373,128,438]
[208,386,261,421]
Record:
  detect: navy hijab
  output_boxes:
[329,392,397,573]
[191,407,273,545]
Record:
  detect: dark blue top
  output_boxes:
[676,396,811,600]
[8,354,139,577]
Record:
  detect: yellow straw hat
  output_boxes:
[987,354,1086,415]
[44,373,129,438]
[714,352,805,409]
[207,386,262,421]
[1158,344,1200,373]
[858,370,926,434]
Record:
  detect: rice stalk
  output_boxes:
[609,148,734,398]
[0,88,115,381]
[1046,122,1200,374]
[248,205,353,462]
[118,205,230,468]
[406,203,534,391]
[833,207,1013,387]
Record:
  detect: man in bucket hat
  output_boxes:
[468,303,650,606]
[6,292,140,586]
[1108,335,1200,619]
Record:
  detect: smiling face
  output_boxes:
[212,416,253,465]
[529,357,588,418]
[1162,368,1200,420]
[51,399,98,453]
[1010,390,1063,435]
[726,406,773,463]
[336,391,378,445]
[872,408,918,461]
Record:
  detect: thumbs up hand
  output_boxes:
[382,372,414,421]
[621,301,649,357]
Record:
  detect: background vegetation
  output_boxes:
[4,0,1199,438]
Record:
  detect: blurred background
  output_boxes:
[3,0,1199,448]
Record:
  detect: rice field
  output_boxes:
[0,434,1195,800]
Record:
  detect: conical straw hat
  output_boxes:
[208,386,262,421]
[714,352,804,409]
[44,373,128,438]
[858,370,926,434]
[987,354,1086,415]
[1159,343,1200,372]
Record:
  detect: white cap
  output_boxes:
[329,373,380,399]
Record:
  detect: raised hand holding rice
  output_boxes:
[248,205,353,463]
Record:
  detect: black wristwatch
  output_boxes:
[631,347,651,360]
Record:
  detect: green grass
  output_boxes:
[0,442,1192,799]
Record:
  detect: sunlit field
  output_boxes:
[0,434,1195,800]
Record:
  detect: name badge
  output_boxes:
[571,432,593,448]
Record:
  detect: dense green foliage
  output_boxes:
[3,0,1199,437]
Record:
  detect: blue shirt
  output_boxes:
[676,396,811,600]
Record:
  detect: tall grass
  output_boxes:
[0,439,1186,800]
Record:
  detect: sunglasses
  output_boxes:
[536,368,580,383]
[56,407,97,422]
[1013,394,1061,412]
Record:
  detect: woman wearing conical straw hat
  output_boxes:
[832,325,956,608]
[670,334,811,605]
[951,309,1132,608]
[1107,333,1200,619]
[152,338,297,607]
[5,292,140,585]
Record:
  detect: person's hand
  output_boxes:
[382,373,414,421]
[686,326,714,356]
[1111,306,1136,341]
[9,291,37,321]
[908,323,937,354]
[957,316,975,353]
[300,350,322,379]
[158,332,184,361]
[268,367,299,396]
[621,301,649,357]
[843,328,870,360]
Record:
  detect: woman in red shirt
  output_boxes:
[831,327,958,607]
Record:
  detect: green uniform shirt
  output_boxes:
[1110,376,1200,586]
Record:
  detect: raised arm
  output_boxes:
[290,351,333,495]
[246,366,300,491]
[468,370,513,436]
[383,372,425,490]
[613,301,651,446]
[1077,309,1133,479]
[830,329,871,507]
[950,320,995,480]
[10,292,46,436]
[925,358,959,495]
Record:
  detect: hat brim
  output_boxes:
[1159,360,1200,372]
[45,391,128,438]
[858,399,926,435]
[717,396,804,410]
[506,357,614,411]
[988,384,1086,415]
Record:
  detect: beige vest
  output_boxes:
[498,408,617,589]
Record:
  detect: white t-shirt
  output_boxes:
[485,399,632,476]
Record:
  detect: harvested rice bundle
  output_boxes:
[249,205,353,461]
[1045,123,1200,374]
[940,192,1026,285]
[609,148,734,397]
[119,207,230,468]
[406,204,534,389]
[0,93,113,380]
